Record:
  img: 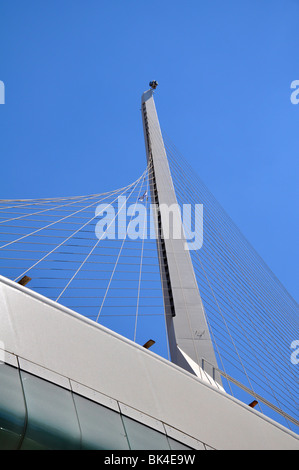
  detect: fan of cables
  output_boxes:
[162,130,299,434]
[0,164,170,358]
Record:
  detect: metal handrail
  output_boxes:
[201,358,299,429]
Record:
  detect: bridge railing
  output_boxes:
[201,358,299,433]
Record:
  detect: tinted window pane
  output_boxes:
[0,364,26,450]
[73,394,129,450]
[122,416,170,450]
[20,371,81,450]
[167,436,193,450]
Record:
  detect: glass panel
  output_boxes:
[73,394,129,450]
[122,416,170,450]
[167,436,193,450]
[20,371,81,450]
[0,364,26,450]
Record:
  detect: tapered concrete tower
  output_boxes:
[141,87,221,386]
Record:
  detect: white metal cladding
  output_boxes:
[0,275,298,450]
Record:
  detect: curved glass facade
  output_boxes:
[0,363,192,450]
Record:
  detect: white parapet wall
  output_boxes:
[0,275,298,450]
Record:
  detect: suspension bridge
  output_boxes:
[0,85,298,450]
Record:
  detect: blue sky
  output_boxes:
[0,0,298,300]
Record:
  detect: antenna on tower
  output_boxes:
[149,80,158,90]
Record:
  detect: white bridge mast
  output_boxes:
[141,85,222,387]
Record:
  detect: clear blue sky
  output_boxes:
[0,0,298,300]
